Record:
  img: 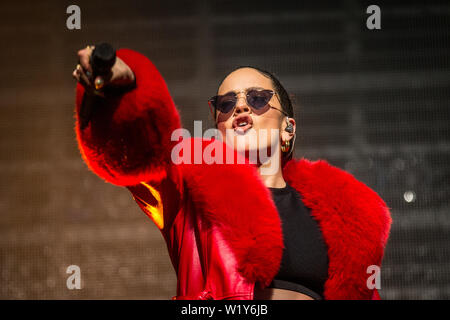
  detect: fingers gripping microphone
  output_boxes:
[91,42,116,90]
[79,42,116,130]
[91,42,116,78]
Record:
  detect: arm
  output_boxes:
[75,48,181,186]
[74,48,183,230]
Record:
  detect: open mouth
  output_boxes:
[232,115,253,134]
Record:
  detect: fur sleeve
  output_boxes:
[74,49,181,187]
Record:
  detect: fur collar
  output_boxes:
[180,139,391,299]
[283,158,391,299]
[180,139,284,288]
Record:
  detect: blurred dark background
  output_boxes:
[0,0,449,299]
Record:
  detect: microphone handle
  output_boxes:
[90,42,116,78]
[79,42,116,129]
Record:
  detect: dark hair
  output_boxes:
[215,65,296,161]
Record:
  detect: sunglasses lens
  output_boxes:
[216,93,237,113]
[210,89,274,117]
[247,90,273,109]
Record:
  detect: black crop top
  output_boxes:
[267,182,329,300]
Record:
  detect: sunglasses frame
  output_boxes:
[208,88,288,121]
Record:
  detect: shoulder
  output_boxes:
[284,157,364,187]
[284,158,392,299]
[284,157,384,204]
[283,158,392,247]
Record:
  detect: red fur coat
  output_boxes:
[74,49,392,300]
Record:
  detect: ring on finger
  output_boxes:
[95,77,105,90]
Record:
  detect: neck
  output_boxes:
[257,156,286,188]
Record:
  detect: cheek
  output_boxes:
[254,116,283,148]
[217,117,233,130]
[255,115,282,133]
[217,123,229,142]
[217,123,228,136]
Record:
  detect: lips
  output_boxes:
[232,114,253,134]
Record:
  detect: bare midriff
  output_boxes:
[253,287,315,300]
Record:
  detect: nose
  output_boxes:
[234,92,250,114]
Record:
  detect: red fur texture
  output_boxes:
[283,159,392,299]
[179,138,284,287]
[173,140,391,298]
[74,49,392,299]
[177,147,392,298]
[74,49,181,186]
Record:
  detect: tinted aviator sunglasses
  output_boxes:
[208,88,289,120]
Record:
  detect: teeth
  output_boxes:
[238,122,248,127]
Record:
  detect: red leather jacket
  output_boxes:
[74,49,392,300]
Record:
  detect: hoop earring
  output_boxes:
[281,139,291,153]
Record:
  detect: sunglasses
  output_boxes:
[208,88,288,120]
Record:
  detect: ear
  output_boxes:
[281,117,296,142]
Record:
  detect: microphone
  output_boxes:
[90,42,116,90]
[79,42,116,129]
[91,43,116,78]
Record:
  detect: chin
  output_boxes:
[235,143,275,165]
